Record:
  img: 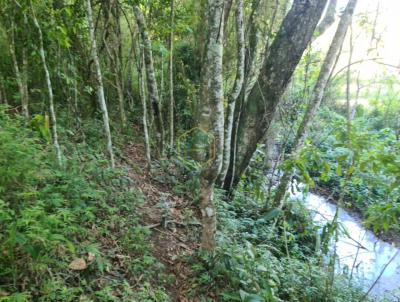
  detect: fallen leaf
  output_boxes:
[69,258,87,270]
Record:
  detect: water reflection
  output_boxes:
[294,192,400,300]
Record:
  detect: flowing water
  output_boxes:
[293,191,400,300]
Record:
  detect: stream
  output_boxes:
[293,191,400,300]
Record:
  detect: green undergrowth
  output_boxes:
[0,109,171,301]
[188,190,368,302]
[301,110,400,235]
[153,156,370,302]
[0,107,385,302]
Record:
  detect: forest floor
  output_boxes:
[123,143,203,302]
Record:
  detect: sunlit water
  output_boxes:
[293,191,400,300]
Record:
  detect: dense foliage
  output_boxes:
[0,0,399,301]
[0,109,169,301]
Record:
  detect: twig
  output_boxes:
[350,232,366,281]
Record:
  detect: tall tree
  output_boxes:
[273,0,358,206]
[196,0,225,250]
[86,0,115,168]
[224,0,328,191]
[219,0,245,184]
[168,0,175,147]
[103,0,126,128]
[139,50,152,165]
[134,5,165,158]
[0,73,8,105]
[9,20,29,120]
[31,2,62,166]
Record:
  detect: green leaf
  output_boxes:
[239,290,265,302]
[261,209,281,222]
[335,164,342,176]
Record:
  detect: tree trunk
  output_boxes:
[134,6,165,158]
[103,0,126,128]
[139,51,152,165]
[21,48,29,118]
[346,24,354,145]
[31,2,63,167]
[224,0,328,191]
[223,0,282,191]
[9,21,29,120]
[273,0,358,207]
[197,0,225,251]
[86,0,115,168]
[242,0,266,102]
[219,0,245,184]
[223,0,233,38]
[168,0,175,147]
[0,74,8,105]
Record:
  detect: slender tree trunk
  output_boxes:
[103,36,126,128]
[103,0,126,128]
[139,51,152,165]
[160,52,164,115]
[219,0,245,184]
[223,0,233,38]
[242,0,266,102]
[86,0,115,168]
[21,48,29,117]
[31,2,62,166]
[9,21,28,120]
[197,0,225,250]
[346,25,354,145]
[134,6,165,158]
[273,0,358,207]
[223,0,274,191]
[0,74,8,105]
[169,0,175,147]
[116,73,126,126]
[72,71,82,132]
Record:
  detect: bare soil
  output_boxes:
[123,143,203,301]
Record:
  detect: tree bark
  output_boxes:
[224,0,328,191]
[9,21,29,120]
[273,0,358,207]
[168,0,175,147]
[31,2,63,166]
[103,0,126,128]
[219,0,245,184]
[21,48,29,117]
[86,0,115,168]
[197,0,225,250]
[139,51,152,165]
[0,74,8,105]
[346,24,354,145]
[134,6,165,158]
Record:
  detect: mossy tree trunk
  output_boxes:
[197,0,225,251]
